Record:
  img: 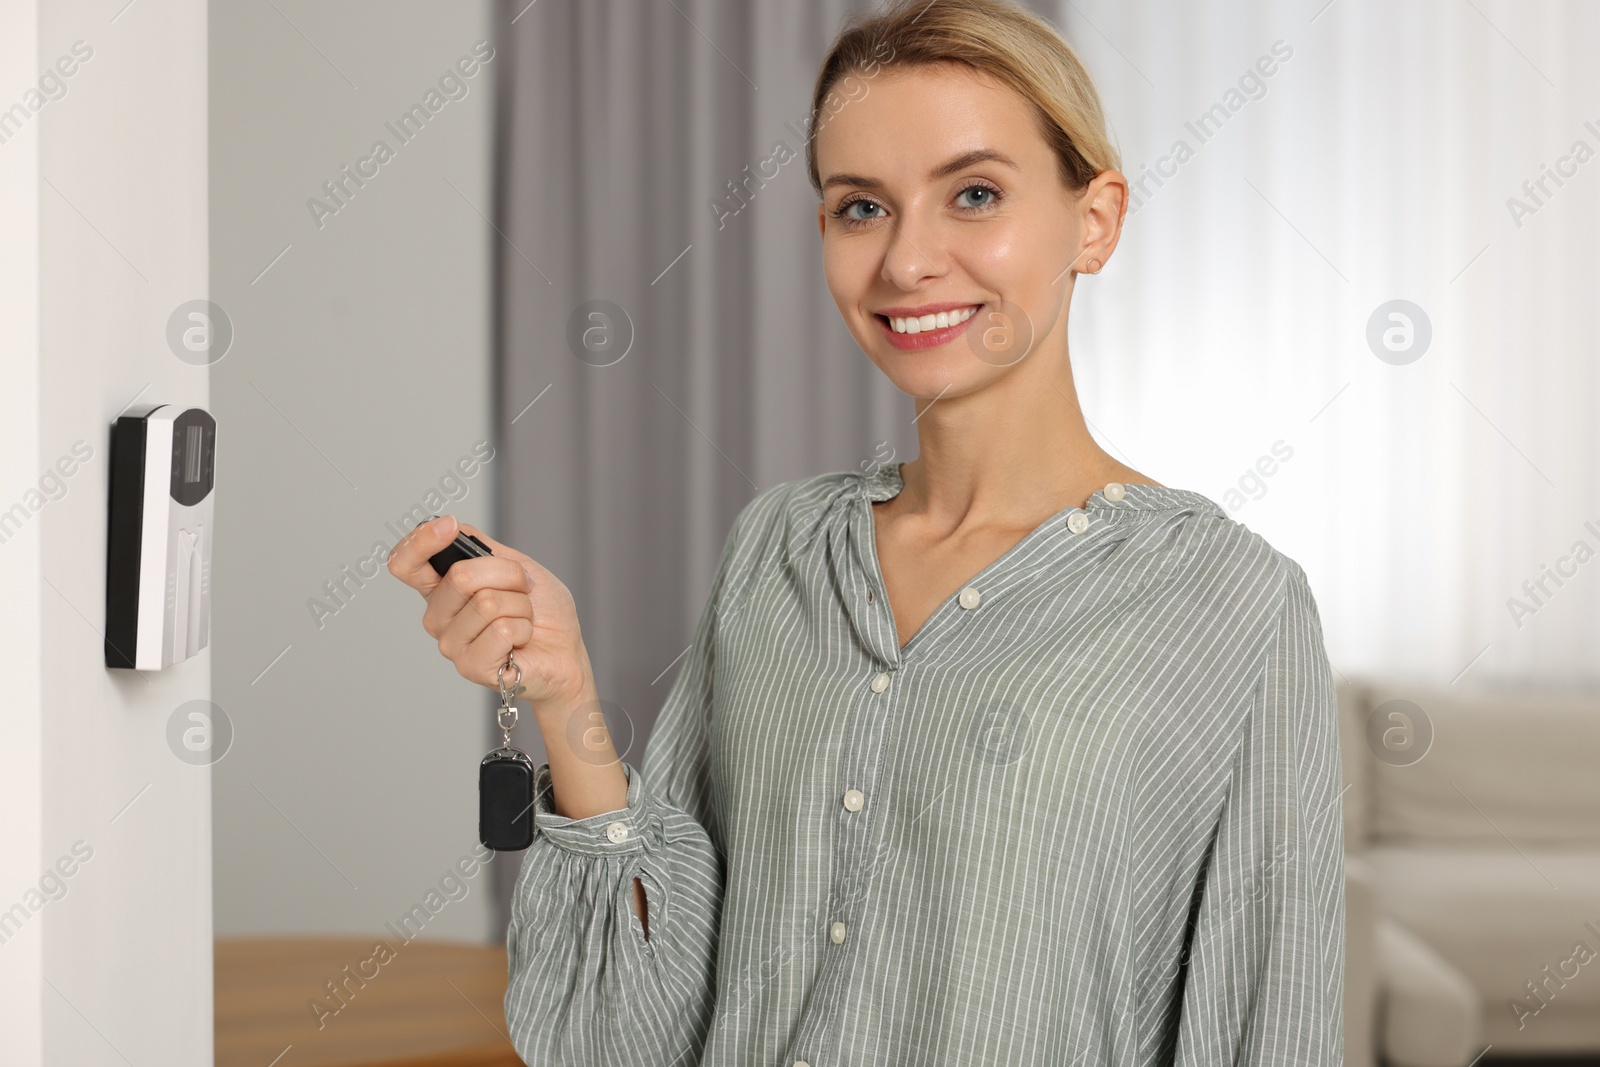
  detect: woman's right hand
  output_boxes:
[389,514,641,929]
[387,515,593,710]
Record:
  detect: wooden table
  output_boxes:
[216,938,522,1067]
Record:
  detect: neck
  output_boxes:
[895,324,1147,529]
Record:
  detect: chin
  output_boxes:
[878,356,994,402]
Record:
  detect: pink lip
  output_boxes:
[873,304,984,351]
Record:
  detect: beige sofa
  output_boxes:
[1337,677,1600,1066]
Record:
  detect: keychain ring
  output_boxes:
[497,653,523,702]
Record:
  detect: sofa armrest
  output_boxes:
[1344,857,1379,1067]
[1377,918,1481,1067]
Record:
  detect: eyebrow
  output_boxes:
[821,148,1021,193]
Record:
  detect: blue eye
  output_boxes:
[832,197,881,222]
[956,183,1001,209]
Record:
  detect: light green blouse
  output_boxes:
[505,461,1345,1066]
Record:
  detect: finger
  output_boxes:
[424,557,533,640]
[436,585,533,658]
[387,514,462,595]
[459,617,536,687]
[456,521,563,598]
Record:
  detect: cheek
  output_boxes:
[960,222,1071,347]
[963,222,1066,311]
[822,236,878,306]
[963,222,1041,278]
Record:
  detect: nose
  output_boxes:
[879,206,947,290]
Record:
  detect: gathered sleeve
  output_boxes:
[1173,561,1346,1065]
[503,503,752,1065]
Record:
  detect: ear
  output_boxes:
[817,202,827,240]
[1075,170,1128,274]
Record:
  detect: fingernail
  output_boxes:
[431,516,455,537]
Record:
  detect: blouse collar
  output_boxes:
[780,461,1229,565]
[856,460,1227,519]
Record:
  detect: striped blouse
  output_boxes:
[504,460,1345,1066]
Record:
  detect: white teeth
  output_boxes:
[888,305,978,334]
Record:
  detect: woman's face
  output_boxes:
[815,62,1118,399]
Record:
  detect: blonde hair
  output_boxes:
[804,0,1120,199]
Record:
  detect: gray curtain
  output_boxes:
[486,0,913,935]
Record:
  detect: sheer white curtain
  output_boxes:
[1055,0,1600,687]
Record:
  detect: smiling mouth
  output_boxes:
[874,305,983,335]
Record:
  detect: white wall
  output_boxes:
[209,1,499,941]
[0,0,45,1059]
[0,1,212,1064]
[2,3,496,1060]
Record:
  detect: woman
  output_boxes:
[388,0,1344,1063]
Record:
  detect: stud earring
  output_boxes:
[1087,258,1102,274]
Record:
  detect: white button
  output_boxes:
[605,821,629,844]
[829,920,847,943]
[1066,510,1089,534]
[958,586,982,610]
[1103,481,1126,502]
[794,1061,812,1067]
[870,672,890,693]
[843,788,865,811]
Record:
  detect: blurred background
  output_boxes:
[2,0,1597,1064]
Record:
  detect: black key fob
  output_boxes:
[418,514,537,850]
[480,749,537,851]
[421,514,494,576]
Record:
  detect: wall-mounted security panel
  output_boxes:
[105,405,217,670]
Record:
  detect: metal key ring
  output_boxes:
[497,652,524,705]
